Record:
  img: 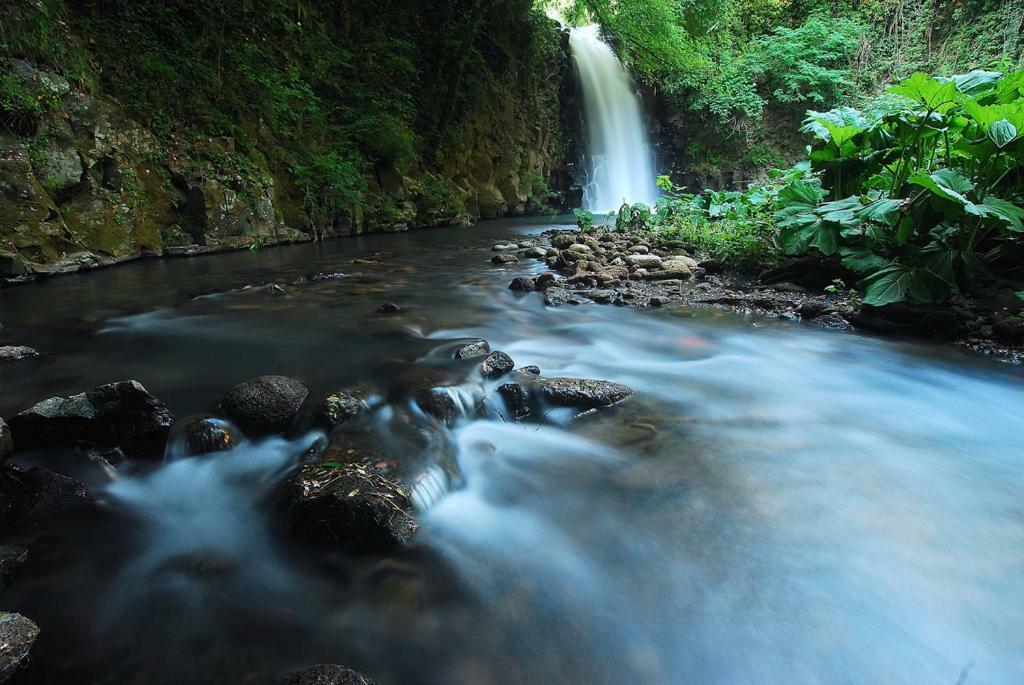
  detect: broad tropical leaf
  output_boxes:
[964,197,1024,232]
[989,119,1018,148]
[888,73,959,113]
[944,70,1003,96]
[856,198,903,226]
[858,263,954,306]
[908,168,974,204]
[839,247,888,274]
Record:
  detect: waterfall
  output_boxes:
[569,25,658,214]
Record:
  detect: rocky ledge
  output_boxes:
[500,228,1024,363]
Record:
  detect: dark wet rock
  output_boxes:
[543,286,574,306]
[453,340,490,360]
[278,664,376,685]
[517,365,541,375]
[481,351,515,379]
[8,381,173,457]
[508,276,536,292]
[811,312,854,331]
[317,389,369,430]
[0,421,11,463]
[0,545,28,589]
[540,378,633,409]
[698,259,725,274]
[219,375,309,437]
[375,302,401,314]
[174,417,239,456]
[0,464,92,531]
[0,347,38,364]
[534,271,560,289]
[0,612,39,683]
[993,314,1024,344]
[283,462,417,553]
[415,387,459,424]
[491,253,518,265]
[497,383,531,420]
[797,298,830,319]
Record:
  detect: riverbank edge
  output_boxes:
[0,216,493,288]
[513,228,1024,365]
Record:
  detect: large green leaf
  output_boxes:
[908,168,974,204]
[776,180,826,209]
[989,119,1018,148]
[943,70,1003,96]
[964,196,1024,232]
[888,73,959,113]
[819,197,863,228]
[962,100,1024,131]
[858,263,954,306]
[993,70,1024,104]
[839,247,888,274]
[856,198,903,226]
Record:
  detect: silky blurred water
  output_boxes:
[1,218,1022,684]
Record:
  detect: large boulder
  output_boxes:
[278,664,376,685]
[540,378,633,409]
[0,421,11,463]
[0,612,39,683]
[282,462,417,553]
[0,464,92,531]
[219,375,309,437]
[7,381,173,456]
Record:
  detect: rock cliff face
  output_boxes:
[0,22,580,282]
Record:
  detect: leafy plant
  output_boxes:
[573,208,594,232]
[773,69,1024,306]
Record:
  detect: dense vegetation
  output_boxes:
[558,0,1023,181]
[1,0,564,233]
[565,0,1024,306]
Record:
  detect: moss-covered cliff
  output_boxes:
[0,0,576,279]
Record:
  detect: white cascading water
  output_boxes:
[569,24,658,213]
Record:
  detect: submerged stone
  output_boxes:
[540,377,633,409]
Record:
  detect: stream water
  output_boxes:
[1,218,1023,684]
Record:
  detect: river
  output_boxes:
[1,218,1023,684]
